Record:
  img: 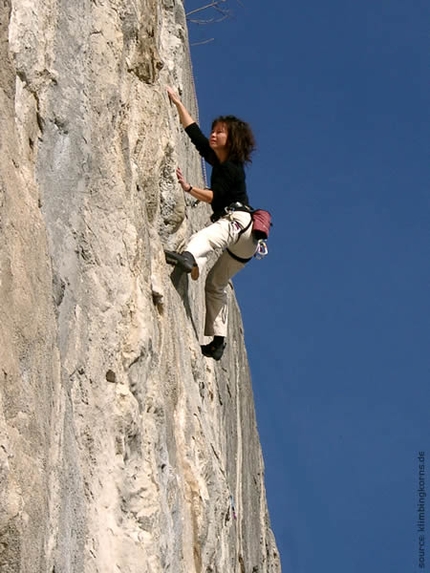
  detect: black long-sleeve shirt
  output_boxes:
[185,122,250,219]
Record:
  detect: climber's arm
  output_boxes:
[187,186,213,204]
[176,167,213,204]
[167,87,217,165]
[167,87,195,128]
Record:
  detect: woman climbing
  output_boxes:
[165,86,258,361]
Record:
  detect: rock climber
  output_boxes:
[165,86,258,361]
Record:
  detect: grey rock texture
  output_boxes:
[0,0,281,571]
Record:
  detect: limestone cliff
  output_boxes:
[0,0,281,571]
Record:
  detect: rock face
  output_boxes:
[0,0,281,571]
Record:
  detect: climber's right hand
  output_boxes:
[167,86,182,106]
[167,86,195,129]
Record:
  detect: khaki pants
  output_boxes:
[186,211,258,337]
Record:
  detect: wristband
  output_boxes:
[187,185,193,193]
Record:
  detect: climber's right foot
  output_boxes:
[201,337,226,361]
[165,250,199,280]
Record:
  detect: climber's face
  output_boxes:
[209,122,229,156]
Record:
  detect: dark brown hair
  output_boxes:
[211,115,256,163]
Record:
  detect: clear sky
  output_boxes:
[185,1,429,571]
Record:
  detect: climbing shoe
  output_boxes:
[164,250,199,280]
[201,338,226,361]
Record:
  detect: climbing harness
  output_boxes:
[255,239,269,259]
[221,203,271,261]
[226,249,253,264]
[221,203,272,239]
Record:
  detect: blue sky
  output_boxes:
[185,1,429,571]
